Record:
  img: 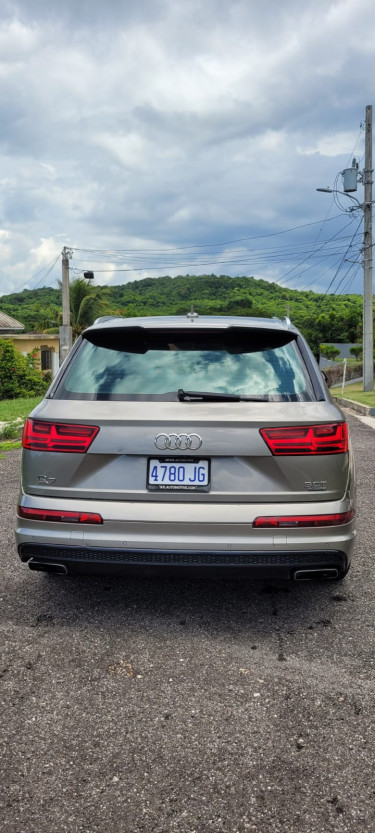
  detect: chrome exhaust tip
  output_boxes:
[294,567,339,581]
[28,560,68,575]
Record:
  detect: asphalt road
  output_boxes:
[1,412,375,833]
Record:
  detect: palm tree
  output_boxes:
[69,278,108,339]
[31,304,62,332]
[43,279,110,339]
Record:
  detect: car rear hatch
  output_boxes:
[21,321,350,505]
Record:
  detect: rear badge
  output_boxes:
[37,475,56,484]
[304,481,327,491]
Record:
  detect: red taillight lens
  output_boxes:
[22,419,99,452]
[260,422,348,455]
[253,510,355,528]
[17,506,103,524]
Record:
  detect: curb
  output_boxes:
[332,395,375,417]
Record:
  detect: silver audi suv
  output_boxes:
[16,312,356,581]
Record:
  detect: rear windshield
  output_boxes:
[54,327,316,402]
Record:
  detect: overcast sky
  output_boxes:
[0,0,374,298]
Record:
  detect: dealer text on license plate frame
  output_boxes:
[147,458,210,491]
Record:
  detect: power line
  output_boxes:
[69,228,362,275]
[297,255,354,293]
[344,124,364,169]
[69,214,348,257]
[275,216,360,287]
[339,263,362,295]
[31,254,61,290]
[69,232,361,265]
[320,216,363,299]
[66,216,365,296]
[1,253,61,295]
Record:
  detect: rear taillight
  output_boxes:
[17,506,103,524]
[22,419,99,453]
[260,422,348,455]
[253,510,355,528]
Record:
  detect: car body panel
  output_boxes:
[21,400,350,504]
[16,314,356,579]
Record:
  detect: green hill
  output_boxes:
[0,273,365,354]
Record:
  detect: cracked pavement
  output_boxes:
[1,412,375,833]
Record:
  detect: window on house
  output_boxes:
[41,347,52,371]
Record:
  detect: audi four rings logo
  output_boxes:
[154,432,203,450]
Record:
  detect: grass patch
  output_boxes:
[332,383,375,408]
[0,440,22,452]
[0,395,43,422]
[1,421,23,440]
[0,438,22,458]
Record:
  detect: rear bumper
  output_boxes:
[16,492,355,579]
[18,542,349,579]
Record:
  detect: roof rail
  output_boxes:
[93,315,123,324]
[272,315,292,328]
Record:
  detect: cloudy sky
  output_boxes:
[0,0,374,297]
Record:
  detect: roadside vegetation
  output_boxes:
[42,278,110,339]
[332,383,375,408]
[0,275,374,437]
[0,273,370,357]
[0,340,46,451]
[0,395,43,451]
[0,395,43,422]
[0,439,22,455]
[0,339,49,400]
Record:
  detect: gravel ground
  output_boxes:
[1,412,375,833]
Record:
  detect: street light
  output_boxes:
[315,185,363,202]
[316,187,363,209]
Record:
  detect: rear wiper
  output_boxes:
[177,388,264,402]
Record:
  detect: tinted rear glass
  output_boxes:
[55,327,315,401]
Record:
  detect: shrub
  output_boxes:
[350,345,363,361]
[0,339,49,400]
[1,421,22,440]
[320,344,341,361]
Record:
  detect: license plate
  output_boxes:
[147,458,210,491]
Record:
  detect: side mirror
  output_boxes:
[321,370,329,385]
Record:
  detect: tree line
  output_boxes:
[1,273,368,355]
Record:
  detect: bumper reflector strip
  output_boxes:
[17,506,103,524]
[253,510,355,528]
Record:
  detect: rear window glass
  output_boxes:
[55,327,315,401]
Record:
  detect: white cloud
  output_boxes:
[297,132,361,158]
[30,237,61,265]
[0,0,372,297]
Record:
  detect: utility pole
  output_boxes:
[59,246,73,365]
[363,105,373,391]
[317,105,374,391]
